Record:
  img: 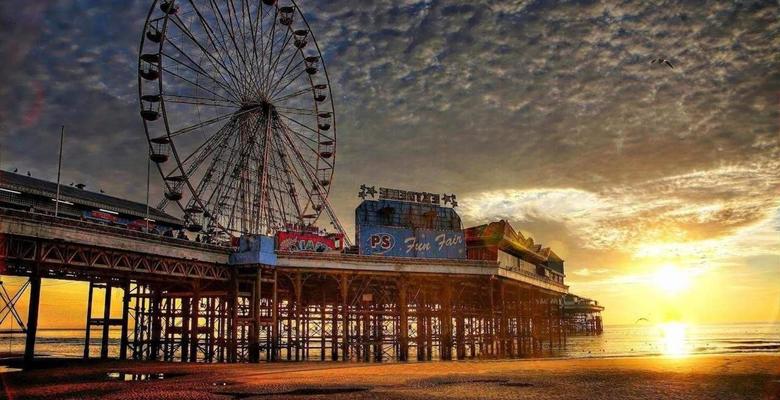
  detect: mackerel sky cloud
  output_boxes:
[1,0,778,323]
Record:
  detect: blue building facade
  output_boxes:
[355,198,466,259]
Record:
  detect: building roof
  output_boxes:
[0,170,182,225]
[464,220,560,263]
[563,293,605,312]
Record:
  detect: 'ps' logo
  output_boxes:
[369,233,394,253]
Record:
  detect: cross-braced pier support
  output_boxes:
[121,267,566,363]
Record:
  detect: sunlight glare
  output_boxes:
[652,264,692,295]
[658,322,690,357]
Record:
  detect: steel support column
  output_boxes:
[189,285,200,362]
[83,282,94,359]
[119,280,130,360]
[100,283,112,359]
[270,269,279,361]
[398,280,408,362]
[23,271,41,367]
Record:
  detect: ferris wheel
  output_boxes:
[138,0,345,239]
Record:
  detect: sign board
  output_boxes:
[127,219,155,232]
[358,185,458,207]
[358,225,466,259]
[277,231,342,253]
[85,210,119,223]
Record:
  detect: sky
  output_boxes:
[0,0,778,327]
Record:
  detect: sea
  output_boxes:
[564,322,780,358]
[0,322,777,361]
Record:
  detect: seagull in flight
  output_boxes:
[650,58,674,69]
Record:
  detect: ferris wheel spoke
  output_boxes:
[161,19,237,92]
[161,43,238,97]
[183,1,244,85]
[262,16,294,95]
[168,13,242,92]
[208,132,245,232]
[162,92,237,107]
[271,61,306,97]
[278,118,335,180]
[261,112,279,231]
[163,99,233,109]
[187,130,235,213]
[274,103,317,114]
[162,66,236,104]
[220,119,256,233]
[271,133,304,220]
[259,7,278,90]
[229,0,255,87]
[277,113,323,139]
[264,29,294,95]
[276,121,321,176]
[206,134,243,226]
[266,144,295,228]
[268,52,304,97]
[273,88,311,103]
[246,0,267,84]
[156,119,235,211]
[273,118,318,147]
[273,132,318,218]
[235,0,261,92]
[195,3,251,94]
[266,155,293,226]
[241,113,268,231]
[246,114,268,232]
[168,106,258,138]
[262,118,289,231]
[207,0,253,93]
[225,0,256,92]
[175,119,236,176]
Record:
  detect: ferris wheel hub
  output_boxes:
[238,101,278,119]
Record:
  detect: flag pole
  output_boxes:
[54,125,65,218]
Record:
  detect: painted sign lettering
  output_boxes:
[357,185,458,207]
[359,225,466,259]
[276,232,343,253]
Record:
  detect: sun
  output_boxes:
[652,264,692,295]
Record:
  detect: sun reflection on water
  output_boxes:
[658,322,690,357]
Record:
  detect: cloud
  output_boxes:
[2,1,777,211]
[461,162,780,255]
[571,268,610,277]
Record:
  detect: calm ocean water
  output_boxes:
[0,322,777,360]
[562,322,780,358]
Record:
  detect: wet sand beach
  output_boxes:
[1,354,779,400]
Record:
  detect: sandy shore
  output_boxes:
[1,354,779,399]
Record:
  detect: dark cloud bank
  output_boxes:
[1,0,778,248]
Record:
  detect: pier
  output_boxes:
[1,205,570,364]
